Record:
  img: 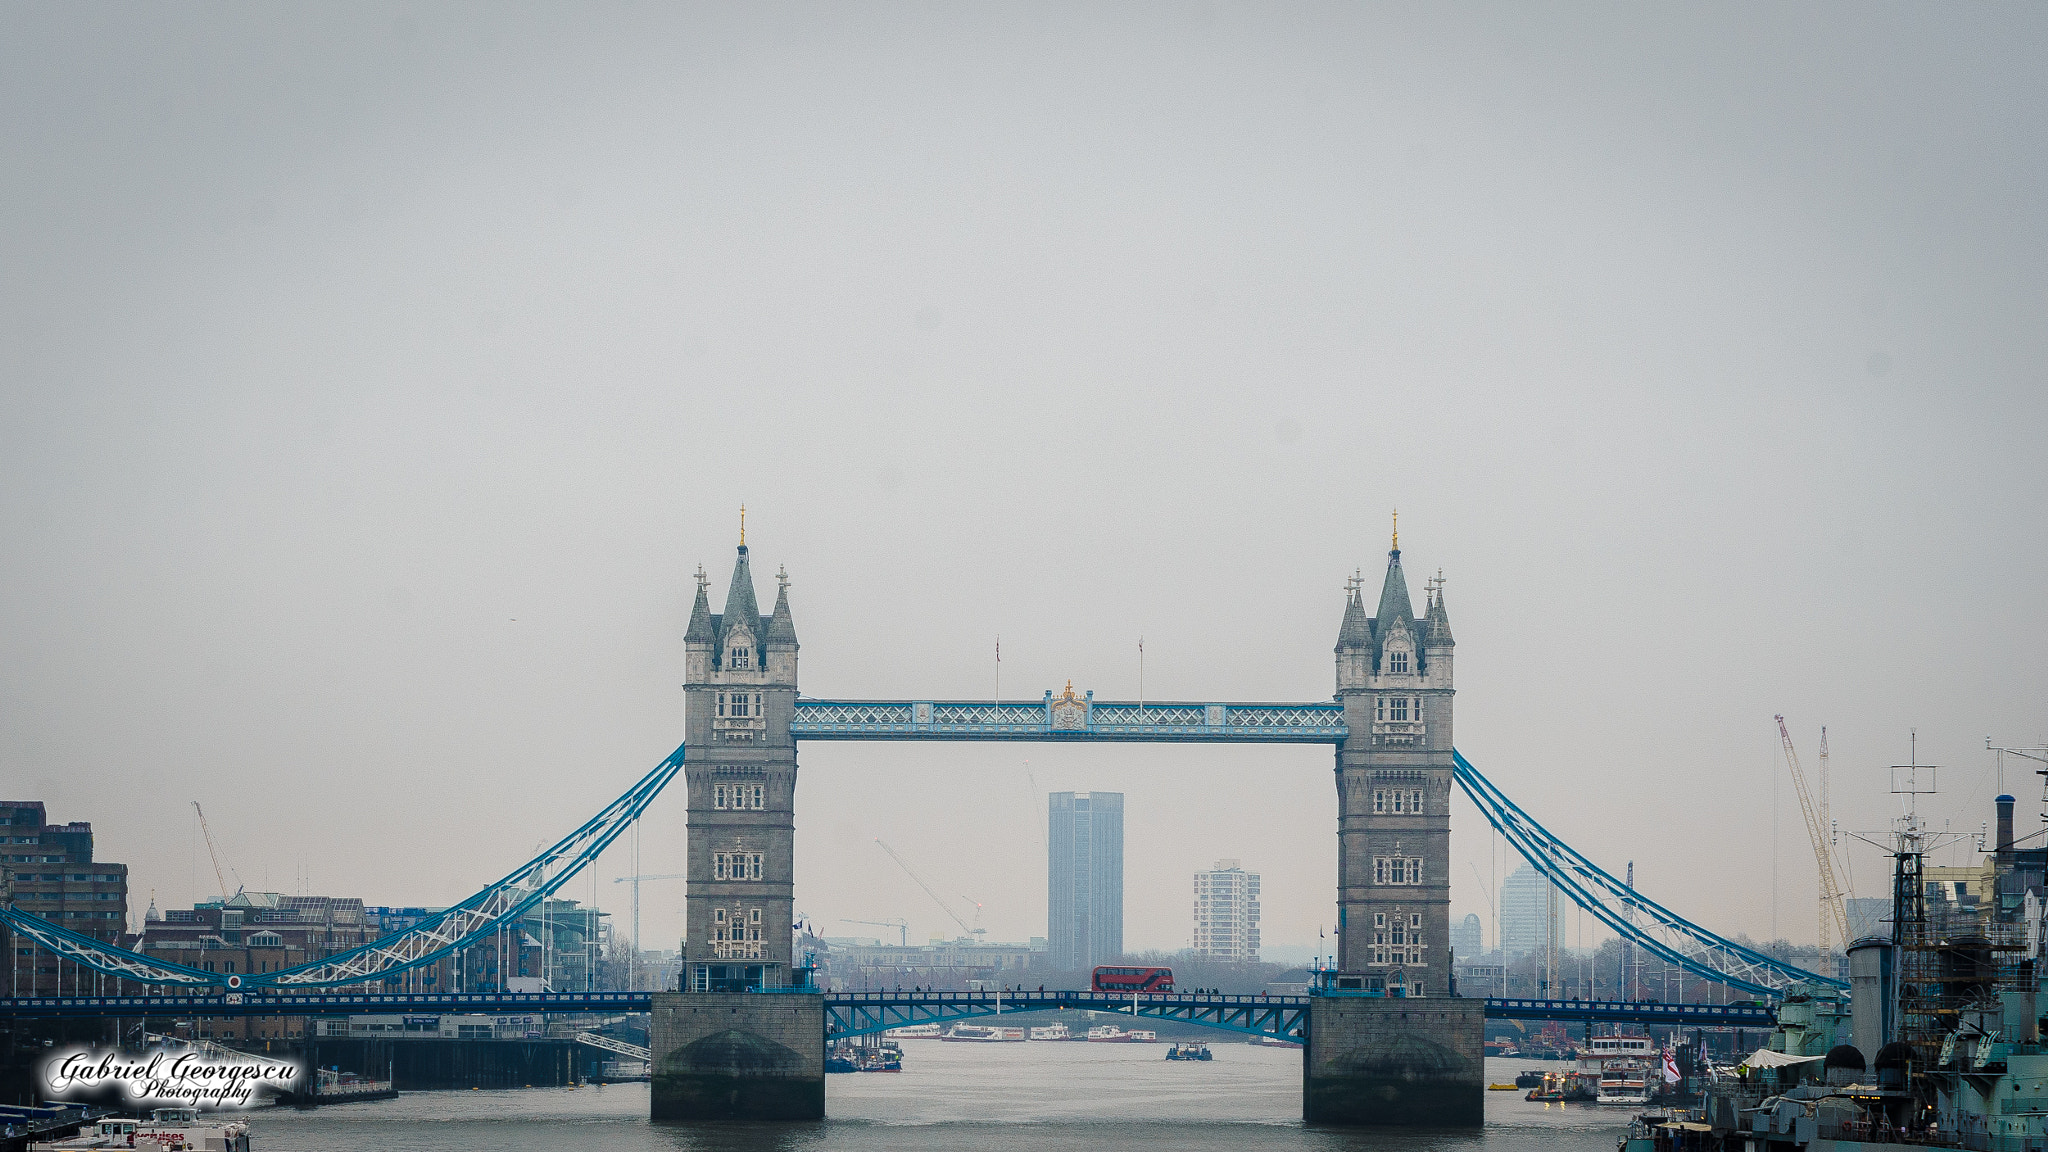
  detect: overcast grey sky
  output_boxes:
[3,3,2043,960]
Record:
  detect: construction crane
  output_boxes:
[1777,715,1852,957]
[840,918,909,946]
[613,873,686,992]
[873,839,983,940]
[190,802,242,906]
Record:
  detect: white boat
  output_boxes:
[943,1024,1024,1042]
[1087,1025,1130,1042]
[1028,1023,1071,1041]
[884,1024,943,1040]
[1127,1030,1159,1043]
[32,1107,252,1151]
[1595,1060,1655,1105]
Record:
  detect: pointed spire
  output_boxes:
[685,564,714,643]
[718,544,761,652]
[1375,543,1414,632]
[1424,569,1454,646]
[1335,570,1371,651]
[768,565,797,646]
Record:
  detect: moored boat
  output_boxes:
[1027,1023,1071,1041]
[31,1107,252,1151]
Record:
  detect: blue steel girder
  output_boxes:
[822,990,1309,1041]
[1480,998,1777,1028]
[0,991,657,1020]
[1453,749,1844,997]
[792,699,1347,743]
[0,746,687,992]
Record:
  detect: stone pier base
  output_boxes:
[1303,996,1484,1127]
[649,992,824,1121]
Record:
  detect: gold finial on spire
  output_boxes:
[1391,508,1399,552]
[739,503,746,546]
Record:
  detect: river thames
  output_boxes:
[256,1050,1626,1151]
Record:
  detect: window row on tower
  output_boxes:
[712,784,765,810]
[1373,856,1425,884]
[1372,788,1423,814]
[717,691,763,718]
[711,906,764,958]
[1375,695,1423,722]
[713,852,763,881]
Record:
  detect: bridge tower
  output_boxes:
[679,539,800,992]
[1333,528,1455,992]
[1309,526,1478,1127]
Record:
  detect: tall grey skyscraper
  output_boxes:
[1049,791,1124,970]
[1192,858,1261,962]
[1499,863,1560,958]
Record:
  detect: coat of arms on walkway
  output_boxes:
[1049,681,1087,730]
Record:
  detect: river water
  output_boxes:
[254,1051,1626,1151]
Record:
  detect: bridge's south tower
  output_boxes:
[680,541,799,991]
[1333,532,1455,993]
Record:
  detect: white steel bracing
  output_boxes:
[574,1032,651,1060]
[1454,750,1844,997]
[1777,716,1852,958]
[0,744,685,991]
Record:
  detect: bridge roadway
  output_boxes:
[0,992,1776,1032]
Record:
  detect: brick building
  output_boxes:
[1,801,130,996]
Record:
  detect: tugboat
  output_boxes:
[1165,1042,1213,1061]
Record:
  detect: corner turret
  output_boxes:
[1335,573,1372,691]
[766,566,798,684]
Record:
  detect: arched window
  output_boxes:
[1388,648,1410,674]
[728,644,752,669]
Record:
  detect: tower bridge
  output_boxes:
[0,528,1837,1127]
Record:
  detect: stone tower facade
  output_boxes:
[680,542,800,992]
[1333,537,1455,994]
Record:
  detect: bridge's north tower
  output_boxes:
[1333,529,1455,992]
[680,540,799,992]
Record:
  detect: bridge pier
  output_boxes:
[649,991,824,1122]
[1303,996,1484,1127]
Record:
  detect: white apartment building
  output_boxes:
[1192,859,1261,962]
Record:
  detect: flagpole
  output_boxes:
[994,635,1000,731]
[1138,637,1144,723]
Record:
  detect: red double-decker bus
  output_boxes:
[1092,965,1174,993]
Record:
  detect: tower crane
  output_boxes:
[873,839,983,941]
[191,802,243,906]
[840,918,909,946]
[1776,716,1851,957]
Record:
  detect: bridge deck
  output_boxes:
[0,992,1774,1029]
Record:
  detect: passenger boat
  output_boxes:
[1127,1030,1159,1043]
[1596,1061,1654,1105]
[885,1024,943,1040]
[1257,1034,1304,1049]
[1086,1025,1130,1042]
[31,1107,252,1151]
[1027,1023,1071,1041]
[944,1024,1023,1041]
